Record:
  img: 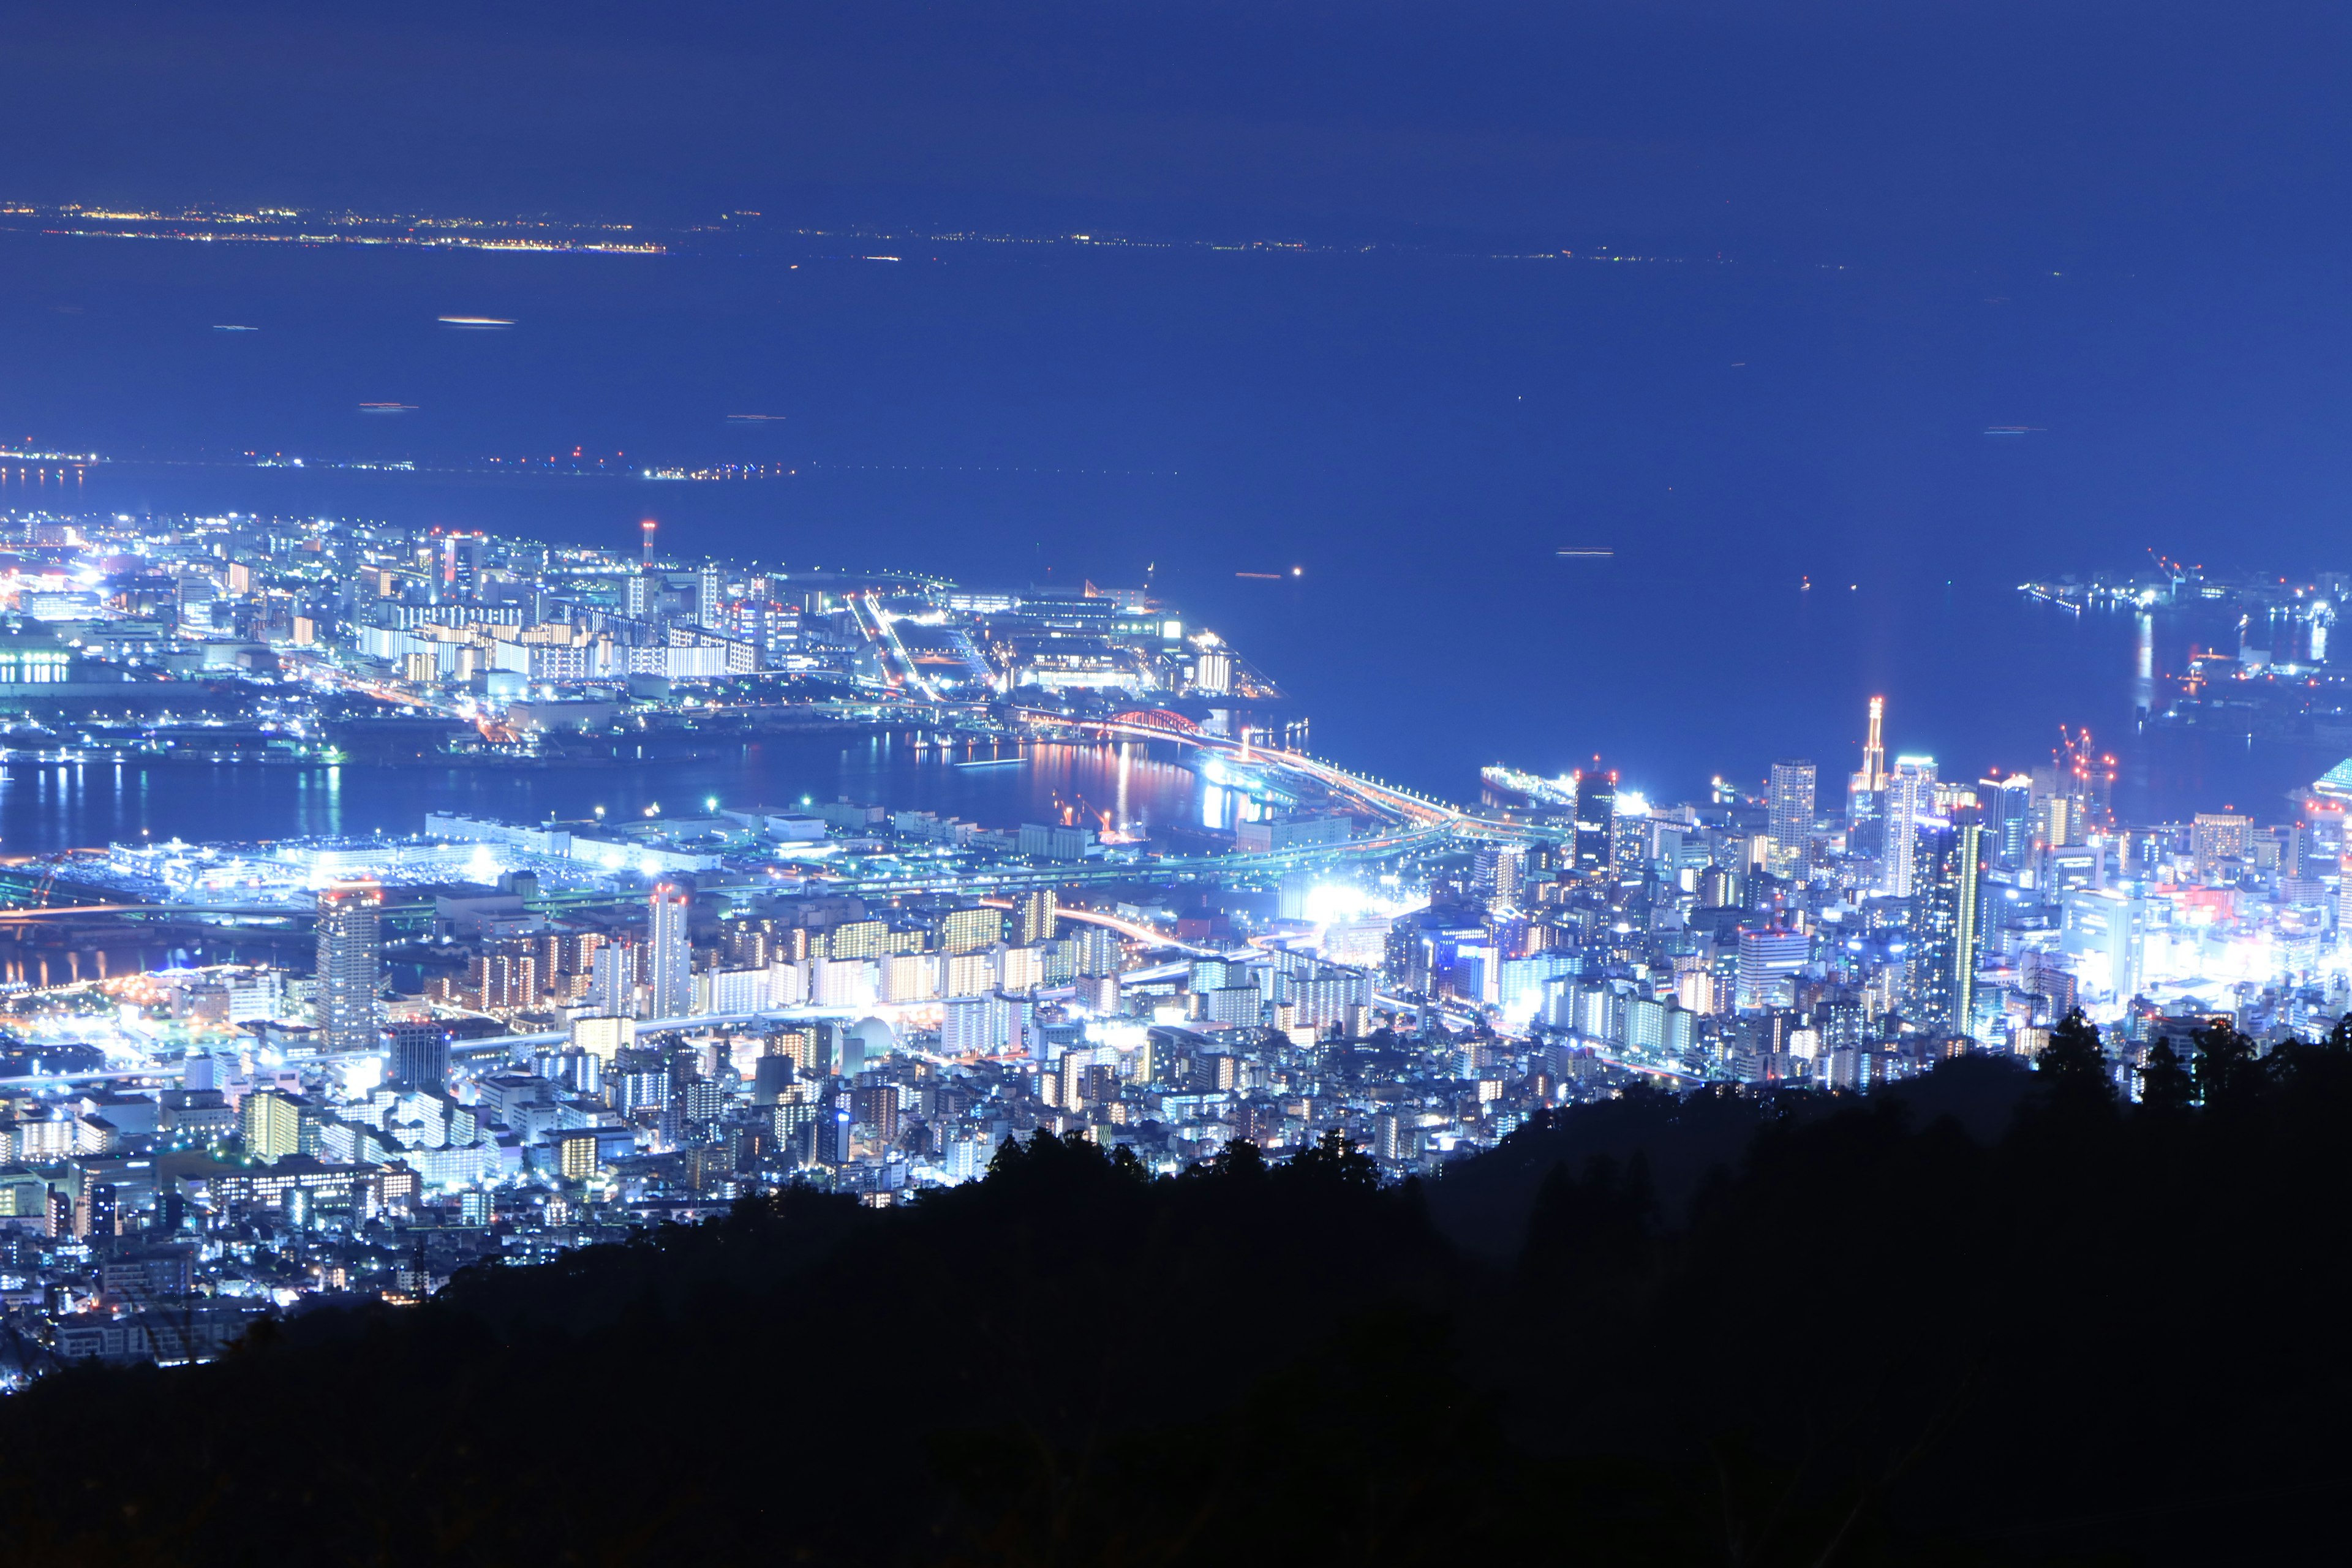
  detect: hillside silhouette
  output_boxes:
[6,1014,2350,1565]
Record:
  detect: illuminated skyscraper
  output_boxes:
[1987,773,2034,870]
[314,882,383,1054]
[1883,756,1939,897]
[1767,759,1816,880]
[648,883,693,1017]
[1572,763,1616,878]
[1909,820,1985,1036]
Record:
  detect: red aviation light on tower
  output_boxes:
[641,518,658,567]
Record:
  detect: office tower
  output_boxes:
[697,563,722,625]
[1882,756,1939,897]
[1736,926,1811,1011]
[1768,759,1816,880]
[1910,821,1985,1037]
[386,1020,451,1089]
[625,570,652,618]
[437,532,485,595]
[1016,888,1058,945]
[1987,773,2034,870]
[314,882,383,1054]
[648,883,693,1017]
[1572,763,1616,878]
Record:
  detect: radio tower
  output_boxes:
[1847,695,1888,840]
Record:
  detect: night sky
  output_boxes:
[11,2,2346,256]
[6,2,2352,806]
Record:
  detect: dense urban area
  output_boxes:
[0,502,2340,1379]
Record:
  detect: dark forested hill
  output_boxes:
[7,1020,2350,1566]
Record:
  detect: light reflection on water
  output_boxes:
[0,734,1253,856]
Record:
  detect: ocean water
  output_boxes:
[4,227,2347,837]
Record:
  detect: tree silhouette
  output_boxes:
[2038,1008,2114,1110]
[1281,1129,1379,1190]
[2266,1012,2352,1101]
[1208,1136,1268,1180]
[2190,1021,2264,1110]
[2138,1036,2195,1115]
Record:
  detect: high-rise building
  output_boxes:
[1987,774,2034,870]
[696,563,723,626]
[314,883,383,1054]
[1882,756,1939,897]
[587,942,638,1016]
[387,1020,451,1088]
[241,1089,303,1163]
[1910,820,1985,1037]
[1016,889,1058,946]
[1472,843,1526,902]
[1767,759,1816,880]
[1072,924,1124,978]
[1572,763,1616,878]
[647,883,693,1017]
[2192,813,2253,884]
[1735,926,1811,1011]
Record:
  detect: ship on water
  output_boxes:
[1480,763,1577,810]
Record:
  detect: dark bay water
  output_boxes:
[0,736,1235,853]
[7,228,2350,830]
